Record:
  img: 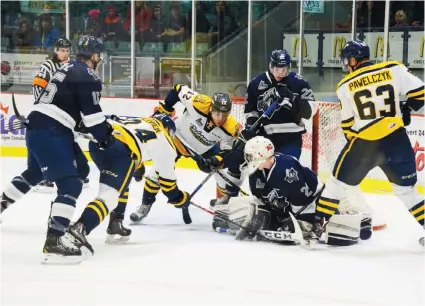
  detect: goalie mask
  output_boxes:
[241,136,275,176]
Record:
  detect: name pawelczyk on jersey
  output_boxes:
[348,70,393,92]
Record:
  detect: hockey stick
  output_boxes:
[11,93,28,125]
[182,171,215,225]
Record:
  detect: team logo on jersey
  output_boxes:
[258,80,268,90]
[195,118,203,126]
[256,179,265,189]
[257,87,282,119]
[284,168,299,183]
[189,123,216,146]
[265,188,282,203]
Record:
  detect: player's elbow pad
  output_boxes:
[161,87,180,112]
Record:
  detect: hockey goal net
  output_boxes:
[230,98,386,230]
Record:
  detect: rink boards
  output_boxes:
[1,93,424,195]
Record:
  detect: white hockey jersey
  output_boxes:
[109,117,184,203]
[159,84,239,156]
[337,61,424,140]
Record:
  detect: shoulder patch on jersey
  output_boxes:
[192,94,212,117]
[220,114,239,137]
[284,167,299,183]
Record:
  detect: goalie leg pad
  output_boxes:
[325,213,362,246]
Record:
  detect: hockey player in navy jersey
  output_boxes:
[223,136,369,247]
[211,49,318,229]
[12,35,112,263]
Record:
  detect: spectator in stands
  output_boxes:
[411,1,424,26]
[143,4,166,52]
[210,1,238,46]
[161,3,186,52]
[85,9,103,38]
[103,5,123,49]
[187,1,212,35]
[356,1,385,28]
[124,1,152,51]
[392,10,409,27]
[1,2,25,46]
[12,20,36,51]
[34,14,60,50]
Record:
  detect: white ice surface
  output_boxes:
[0,157,424,306]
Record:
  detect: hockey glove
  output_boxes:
[196,155,223,173]
[133,163,145,182]
[168,191,190,208]
[401,101,412,126]
[97,134,115,150]
[155,102,175,116]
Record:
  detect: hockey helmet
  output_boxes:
[340,40,370,71]
[53,38,71,62]
[76,35,105,59]
[269,49,291,79]
[242,136,275,175]
[211,93,232,113]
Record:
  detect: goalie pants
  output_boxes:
[78,141,135,234]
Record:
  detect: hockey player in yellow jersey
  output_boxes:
[306,41,425,247]
[68,114,190,253]
[129,85,240,224]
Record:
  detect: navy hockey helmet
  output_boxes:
[152,113,176,136]
[269,49,291,68]
[76,35,105,59]
[340,40,370,71]
[269,49,291,79]
[211,93,232,113]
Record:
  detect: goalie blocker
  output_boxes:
[222,136,374,246]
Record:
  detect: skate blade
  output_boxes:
[33,187,55,194]
[105,234,130,244]
[41,253,83,265]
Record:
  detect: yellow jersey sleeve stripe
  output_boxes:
[407,89,425,98]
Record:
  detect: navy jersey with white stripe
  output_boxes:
[245,71,315,135]
[249,153,321,209]
[32,59,62,101]
[28,60,110,142]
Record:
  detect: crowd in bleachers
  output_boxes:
[335,0,424,30]
[1,1,250,54]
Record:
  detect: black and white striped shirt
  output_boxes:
[32,59,62,101]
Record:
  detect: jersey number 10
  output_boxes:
[353,84,396,120]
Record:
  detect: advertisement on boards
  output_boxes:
[407,32,425,68]
[0,53,47,85]
[282,33,318,68]
[322,33,351,68]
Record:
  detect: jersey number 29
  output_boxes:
[353,84,396,120]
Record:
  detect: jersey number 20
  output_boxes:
[353,84,396,120]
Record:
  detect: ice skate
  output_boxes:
[106,211,131,244]
[67,222,94,255]
[130,203,152,224]
[42,234,83,264]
